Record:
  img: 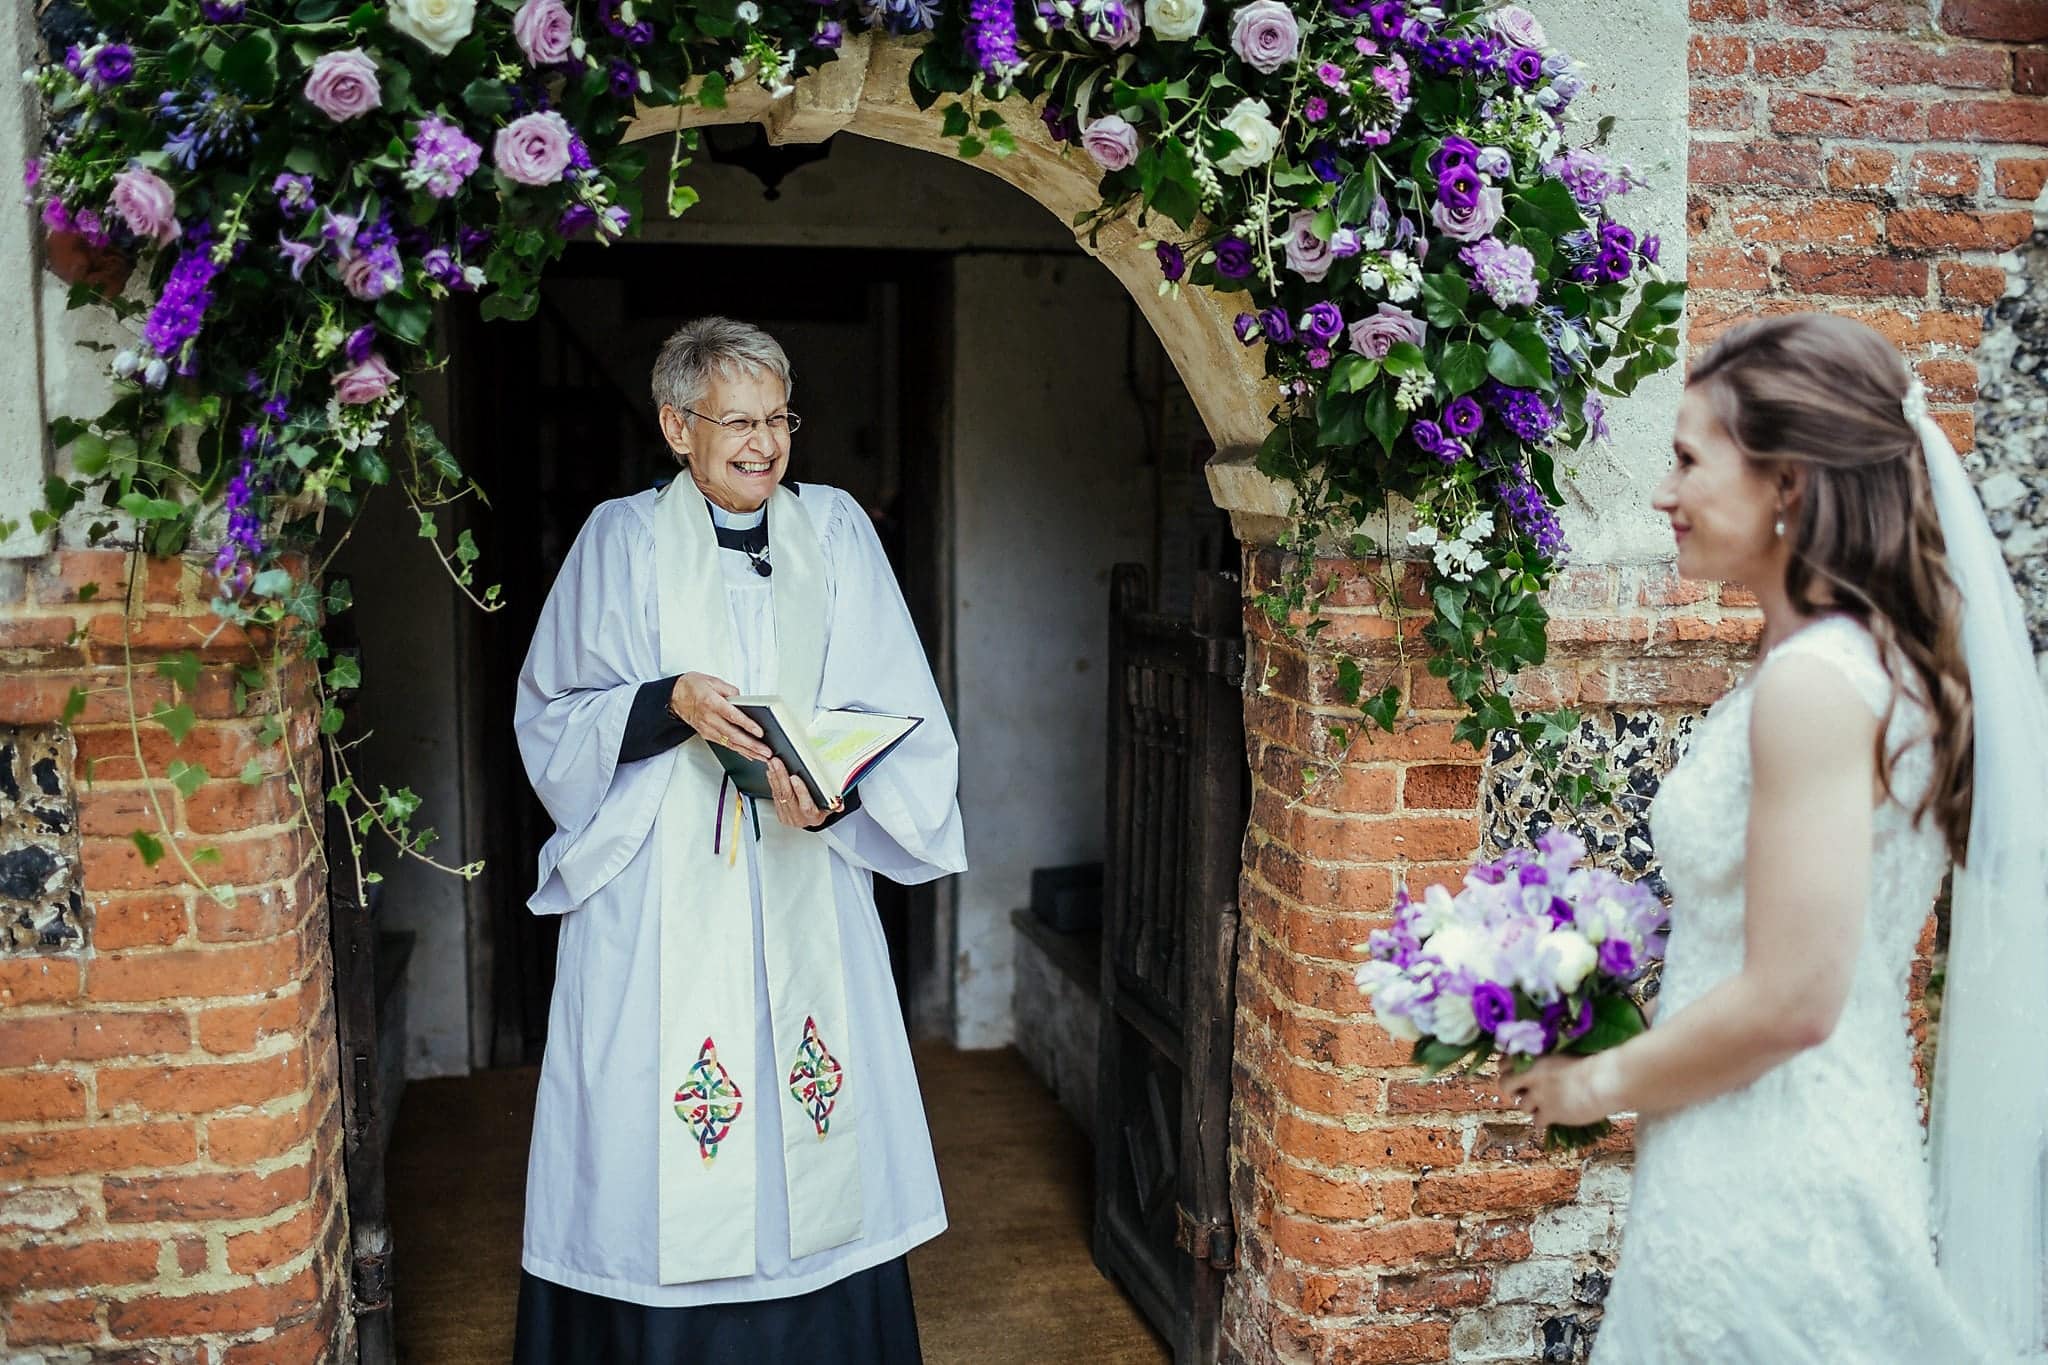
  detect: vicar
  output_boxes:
[511,316,965,1363]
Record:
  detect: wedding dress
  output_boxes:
[1592,614,1996,1363]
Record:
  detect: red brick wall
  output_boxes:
[0,551,349,1362]
[1687,0,2046,447]
[1222,4,2042,1362]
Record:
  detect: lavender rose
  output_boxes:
[1282,210,1335,283]
[1430,184,1503,241]
[1347,303,1426,359]
[1081,115,1140,171]
[1229,0,1299,74]
[333,353,398,405]
[304,48,381,122]
[513,0,574,65]
[494,111,575,186]
[109,165,180,246]
[1490,4,1548,49]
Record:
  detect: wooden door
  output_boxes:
[1094,565,1248,1363]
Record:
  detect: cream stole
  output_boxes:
[653,481,862,1284]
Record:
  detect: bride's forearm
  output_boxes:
[1596,974,1816,1120]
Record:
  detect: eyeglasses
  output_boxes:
[683,408,802,440]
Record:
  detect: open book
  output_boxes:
[709,699,924,810]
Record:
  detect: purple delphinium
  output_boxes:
[1584,396,1610,443]
[1155,242,1186,282]
[967,0,1025,82]
[213,457,265,595]
[142,234,222,373]
[1547,148,1624,209]
[1496,462,1568,558]
[1485,383,1558,442]
[1300,301,1344,344]
[1212,235,1254,280]
[1461,237,1540,307]
[1258,306,1294,345]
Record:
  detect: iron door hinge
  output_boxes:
[1175,1204,1237,1270]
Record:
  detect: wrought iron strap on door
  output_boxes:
[1095,566,1249,1364]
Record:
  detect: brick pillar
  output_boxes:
[0,549,349,1362]
[1222,551,1758,1365]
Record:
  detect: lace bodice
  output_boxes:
[1594,615,1994,1363]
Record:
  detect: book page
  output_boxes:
[807,711,920,790]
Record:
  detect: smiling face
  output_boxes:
[659,367,792,514]
[1652,384,1797,589]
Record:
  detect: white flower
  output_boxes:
[736,0,761,20]
[1406,524,1440,549]
[1214,98,1280,175]
[1543,930,1599,995]
[1427,923,1497,979]
[1427,989,1481,1046]
[1411,882,1456,935]
[1370,983,1426,1041]
[727,56,750,81]
[387,0,478,55]
[1148,0,1205,40]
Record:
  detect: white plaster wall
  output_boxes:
[1539,0,1690,566]
[949,253,1157,1050]
[0,0,48,559]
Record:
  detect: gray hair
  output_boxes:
[650,317,795,416]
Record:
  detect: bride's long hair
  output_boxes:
[1689,313,1975,863]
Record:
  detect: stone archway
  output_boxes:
[621,35,1294,533]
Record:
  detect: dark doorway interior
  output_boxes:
[449,243,953,1067]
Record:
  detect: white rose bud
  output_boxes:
[1147,0,1205,42]
[387,0,479,55]
[1214,97,1280,175]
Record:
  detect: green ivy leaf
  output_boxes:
[167,759,207,798]
[155,651,201,692]
[1361,684,1402,732]
[131,830,165,866]
[376,295,433,346]
[219,30,280,101]
[1334,656,1364,706]
[61,686,87,725]
[240,757,266,785]
[326,654,362,690]
[150,702,197,744]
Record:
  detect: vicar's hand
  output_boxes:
[670,673,772,761]
[765,758,840,829]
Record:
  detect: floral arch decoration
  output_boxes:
[25,0,1680,885]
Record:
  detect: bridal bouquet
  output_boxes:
[1354,830,1666,1149]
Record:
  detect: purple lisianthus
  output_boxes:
[1310,151,1342,183]
[1598,939,1636,977]
[1233,312,1261,345]
[92,44,135,89]
[1430,135,1481,178]
[1495,1019,1545,1057]
[1212,235,1254,280]
[1156,242,1186,282]
[1230,0,1301,74]
[1039,102,1076,144]
[1461,237,1540,307]
[1258,306,1294,345]
[1300,301,1344,344]
[813,19,845,46]
[1641,234,1661,263]
[1472,982,1515,1033]
[1506,46,1545,87]
[1436,163,1484,212]
[201,0,247,17]
[1443,395,1483,437]
[1409,418,1448,458]
[559,203,597,235]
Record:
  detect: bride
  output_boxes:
[1508,313,2047,1362]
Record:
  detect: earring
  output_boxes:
[1774,516,1785,539]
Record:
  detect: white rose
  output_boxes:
[388,0,478,55]
[1543,929,1598,995]
[1427,990,1481,1047]
[1215,97,1280,175]
[1148,0,1205,40]
[1426,923,1498,981]
[736,0,761,19]
[1411,882,1456,936]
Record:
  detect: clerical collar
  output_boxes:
[708,501,770,576]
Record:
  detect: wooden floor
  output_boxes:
[385,1043,1167,1365]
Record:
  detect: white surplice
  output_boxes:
[513,481,964,1307]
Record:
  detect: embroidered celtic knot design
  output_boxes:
[674,1036,744,1164]
[786,1015,844,1139]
